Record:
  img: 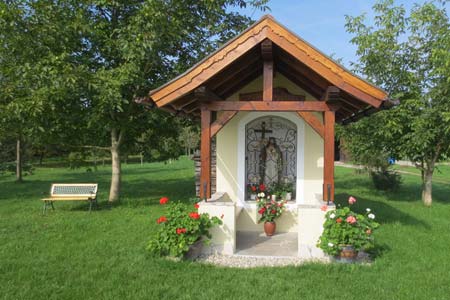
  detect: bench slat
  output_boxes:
[42,197,94,201]
[50,183,98,198]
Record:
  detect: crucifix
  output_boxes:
[254,121,273,185]
[254,121,272,140]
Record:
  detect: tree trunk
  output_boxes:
[39,151,44,166]
[16,138,22,182]
[140,153,144,166]
[422,167,433,206]
[109,129,122,202]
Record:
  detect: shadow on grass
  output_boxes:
[337,169,450,205]
[366,242,391,260]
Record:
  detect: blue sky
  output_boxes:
[237,0,449,68]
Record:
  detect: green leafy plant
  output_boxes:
[147,197,222,258]
[318,196,380,256]
[269,182,294,200]
[370,169,402,191]
[256,198,287,223]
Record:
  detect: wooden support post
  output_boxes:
[323,111,335,202]
[263,61,273,102]
[261,39,273,102]
[297,112,324,138]
[210,111,237,138]
[200,108,211,199]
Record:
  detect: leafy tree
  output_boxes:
[70,0,268,202]
[0,0,88,181]
[343,0,450,206]
[1,0,268,200]
[180,126,200,156]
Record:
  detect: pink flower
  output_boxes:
[336,218,343,224]
[321,205,328,212]
[348,196,357,205]
[346,215,357,224]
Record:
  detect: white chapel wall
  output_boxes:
[215,74,324,232]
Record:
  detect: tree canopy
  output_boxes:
[0,0,269,200]
[342,0,450,206]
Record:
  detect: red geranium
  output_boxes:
[258,207,266,214]
[176,228,186,235]
[259,184,266,192]
[194,203,200,209]
[271,209,276,214]
[159,197,169,205]
[336,217,343,224]
[156,216,167,224]
[251,185,257,192]
[189,212,200,219]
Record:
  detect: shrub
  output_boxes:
[370,170,402,191]
[147,198,222,258]
[318,196,380,256]
[67,152,86,169]
[0,162,34,176]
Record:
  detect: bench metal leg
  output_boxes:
[42,201,54,215]
[88,198,98,213]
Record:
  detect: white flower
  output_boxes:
[328,242,334,247]
[329,213,336,219]
[368,213,375,219]
[366,208,371,212]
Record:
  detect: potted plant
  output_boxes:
[147,197,222,259]
[256,198,286,236]
[280,182,294,201]
[247,184,258,200]
[269,182,282,201]
[317,196,379,260]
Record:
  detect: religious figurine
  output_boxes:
[260,137,283,187]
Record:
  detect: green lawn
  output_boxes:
[1,157,450,300]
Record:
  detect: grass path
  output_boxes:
[1,157,450,300]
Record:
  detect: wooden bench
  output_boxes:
[41,183,98,214]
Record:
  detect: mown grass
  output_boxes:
[1,157,450,300]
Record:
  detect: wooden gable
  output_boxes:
[147,15,390,124]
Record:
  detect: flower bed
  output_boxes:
[147,197,222,258]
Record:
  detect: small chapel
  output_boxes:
[147,15,391,258]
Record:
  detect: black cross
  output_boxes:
[255,121,273,185]
[254,121,272,139]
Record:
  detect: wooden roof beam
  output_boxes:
[194,86,223,102]
[261,39,273,102]
[203,101,333,111]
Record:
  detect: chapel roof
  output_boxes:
[146,15,391,123]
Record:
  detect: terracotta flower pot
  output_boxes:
[184,239,203,260]
[339,245,358,259]
[264,221,276,236]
